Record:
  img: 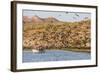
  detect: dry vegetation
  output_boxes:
[23,19,91,52]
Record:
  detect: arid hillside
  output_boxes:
[23,16,91,52]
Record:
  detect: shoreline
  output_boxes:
[23,48,90,53]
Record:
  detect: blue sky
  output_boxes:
[23,10,91,22]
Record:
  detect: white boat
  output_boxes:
[32,49,45,53]
[32,49,39,53]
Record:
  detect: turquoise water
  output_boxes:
[22,50,91,63]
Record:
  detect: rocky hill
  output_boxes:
[23,16,59,23]
[23,16,91,52]
[44,16,59,23]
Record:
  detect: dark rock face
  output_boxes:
[23,19,91,50]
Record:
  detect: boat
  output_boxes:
[32,49,45,53]
[32,49,39,53]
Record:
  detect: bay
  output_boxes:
[22,50,91,63]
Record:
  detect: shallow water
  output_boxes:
[22,50,91,63]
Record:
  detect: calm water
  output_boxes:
[22,50,91,63]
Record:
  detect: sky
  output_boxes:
[23,10,91,22]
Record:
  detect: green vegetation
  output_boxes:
[23,19,91,52]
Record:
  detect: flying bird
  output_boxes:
[75,13,79,17]
[65,12,69,14]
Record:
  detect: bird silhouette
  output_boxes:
[65,12,69,14]
[75,13,79,17]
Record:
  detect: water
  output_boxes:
[22,50,91,63]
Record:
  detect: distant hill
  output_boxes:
[31,15,44,23]
[23,16,32,23]
[44,16,59,23]
[23,16,59,23]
